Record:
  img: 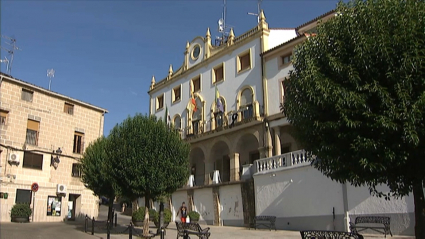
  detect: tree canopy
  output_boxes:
[105,113,190,234]
[283,0,425,237]
[80,136,116,201]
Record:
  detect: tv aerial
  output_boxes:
[247,0,263,23]
[47,69,55,90]
[216,0,233,46]
[0,35,21,75]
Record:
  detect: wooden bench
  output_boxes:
[300,230,364,239]
[349,216,392,238]
[175,222,211,239]
[250,216,276,231]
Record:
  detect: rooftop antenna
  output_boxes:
[216,0,231,46]
[0,35,21,75]
[47,69,55,90]
[247,0,263,23]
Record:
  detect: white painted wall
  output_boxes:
[171,191,187,222]
[219,184,244,224]
[268,29,297,50]
[193,188,214,223]
[254,164,415,235]
[254,165,344,218]
[264,56,293,116]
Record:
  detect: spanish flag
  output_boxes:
[189,83,197,112]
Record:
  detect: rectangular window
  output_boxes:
[280,53,292,66]
[26,119,39,146]
[238,52,251,72]
[72,163,82,177]
[156,95,164,110]
[16,189,32,204]
[0,110,8,125]
[192,76,201,92]
[23,151,43,170]
[21,89,34,102]
[173,86,181,103]
[213,64,224,83]
[47,196,62,216]
[64,103,74,115]
[73,132,84,154]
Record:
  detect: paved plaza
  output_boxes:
[0,206,415,239]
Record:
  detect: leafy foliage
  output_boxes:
[10,203,32,217]
[284,0,425,198]
[106,114,190,201]
[153,208,172,224]
[188,211,200,221]
[132,207,156,221]
[80,136,116,201]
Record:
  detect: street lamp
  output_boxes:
[51,147,62,169]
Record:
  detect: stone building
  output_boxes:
[0,72,108,222]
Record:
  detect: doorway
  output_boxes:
[68,194,81,221]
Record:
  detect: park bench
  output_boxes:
[175,222,211,239]
[300,230,364,239]
[349,216,392,238]
[249,216,276,231]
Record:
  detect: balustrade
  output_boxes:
[255,150,308,173]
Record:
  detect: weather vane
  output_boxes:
[47,69,55,90]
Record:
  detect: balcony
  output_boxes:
[254,150,309,173]
[181,103,261,141]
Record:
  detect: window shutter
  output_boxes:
[27,119,39,131]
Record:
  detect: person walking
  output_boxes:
[177,202,188,223]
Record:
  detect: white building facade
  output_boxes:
[147,10,415,235]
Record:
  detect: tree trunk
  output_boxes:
[143,196,150,237]
[132,199,139,213]
[108,204,113,226]
[413,182,425,239]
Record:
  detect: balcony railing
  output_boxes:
[255,150,309,173]
[181,107,259,140]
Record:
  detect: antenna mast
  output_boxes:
[216,0,230,46]
[247,0,263,23]
[0,35,21,75]
[47,69,55,90]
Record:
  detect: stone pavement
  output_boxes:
[0,206,415,239]
[0,220,416,239]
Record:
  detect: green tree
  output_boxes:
[282,0,425,237]
[106,114,190,235]
[80,136,116,223]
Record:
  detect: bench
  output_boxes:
[349,216,392,238]
[300,230,364,239]
[250,216,276,231]
[175,222,211,239]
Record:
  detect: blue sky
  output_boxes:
[1,0,340,135]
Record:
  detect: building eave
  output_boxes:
[0,72,108,113]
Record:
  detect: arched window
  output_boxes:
[214,98,226,128]
[240,88,253,120]
[174,116,181,130]
[192,97,203,135]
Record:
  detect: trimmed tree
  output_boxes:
[80,136,116,223]
[282,0,425,237]
[106,114,190,236]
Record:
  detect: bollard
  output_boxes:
[92,217,95,235]
[115,213,117,227]
[160,227,165,239]
[129,222,133,239]
[84,214,88,233]
[183,229,189,239]
[107,219,110,239]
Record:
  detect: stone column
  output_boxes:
[265,127,273,157]
[273,127,281,156]
[204,161,214,185]
[228,153,240,181]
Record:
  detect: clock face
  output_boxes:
[192,45,201,60]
